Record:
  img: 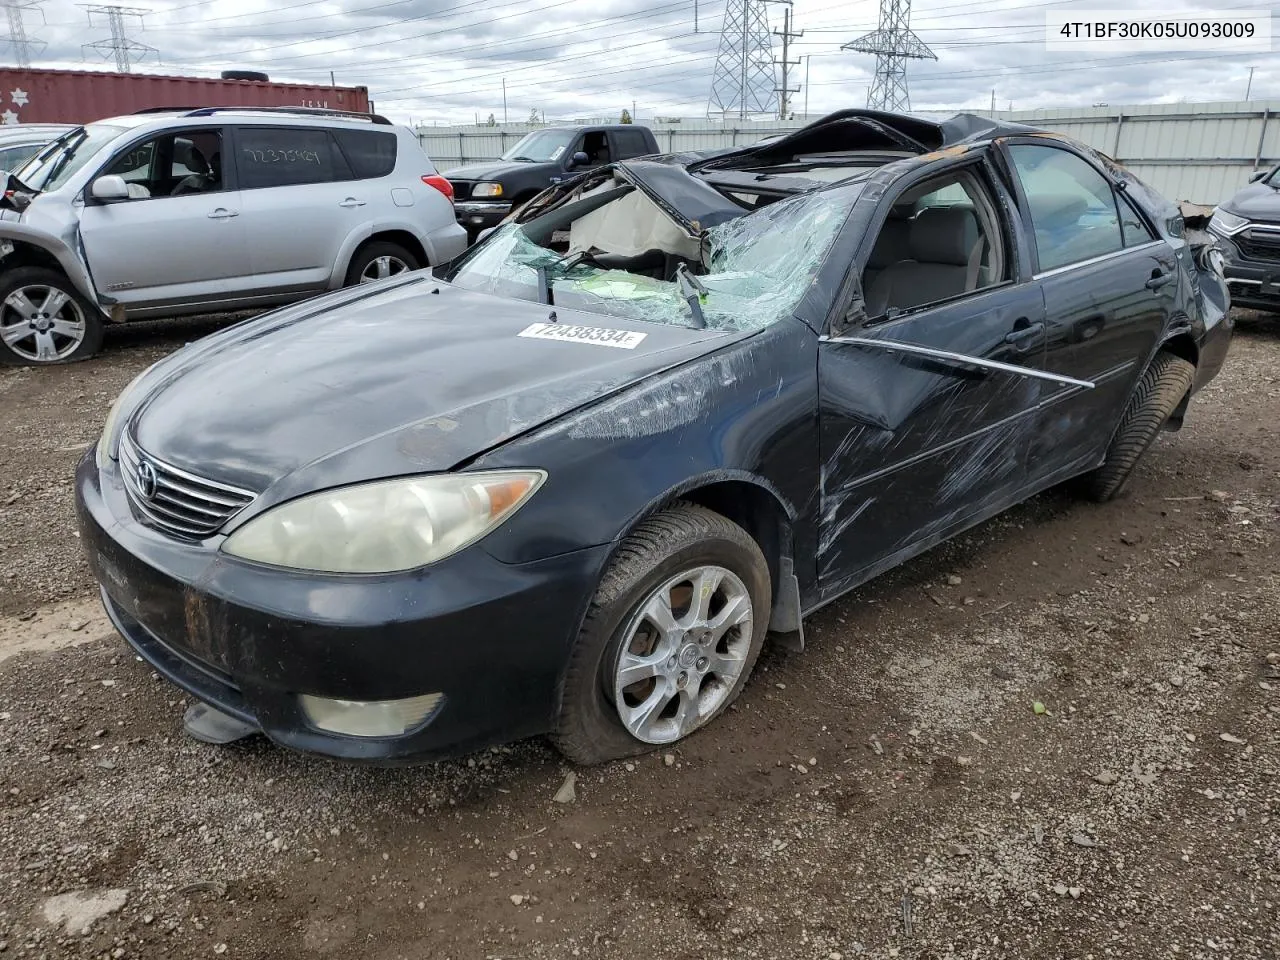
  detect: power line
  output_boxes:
[708,0,776,117]
[773,1,802,120]
[842,0,934,111]
[81,4,157,73]
[0,0,45,68]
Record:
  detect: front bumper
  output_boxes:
[1216,232,1280,311]
[454,201,511,232]
[75,452,608,763]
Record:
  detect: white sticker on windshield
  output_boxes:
[550,145,565,160]
[518,322,646,349]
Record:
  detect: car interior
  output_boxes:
[860,171,1006,317]
[104,131,224,200]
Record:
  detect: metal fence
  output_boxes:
[417,100,1280,205]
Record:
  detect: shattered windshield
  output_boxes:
[501,130,575,163]
[448,185,860,331]
[12,123,127,192]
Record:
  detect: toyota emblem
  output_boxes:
[135,459,158,500]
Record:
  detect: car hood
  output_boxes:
[1222,180,1280,222]
[131,276,734,500]
[447,160,549,181]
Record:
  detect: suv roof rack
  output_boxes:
[179,106,392,125]
[132,106,200,114]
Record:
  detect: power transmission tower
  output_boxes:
[707,0,776,119]
[841,0,935,112]
[1,0,46,69]
[773,2,801,120]
[81,4,157,73]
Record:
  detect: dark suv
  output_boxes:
[447,124,660,239]
[1209,166,1280,311]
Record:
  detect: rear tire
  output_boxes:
[1077,351,1195,502]
[0,267,104,366]
[343,241,420,286]
[552,503,771,765]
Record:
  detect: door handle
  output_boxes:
[339,198,367,208]
[1145,270,1174,290]
[1003,320,1045,351]
[207,208,238,219]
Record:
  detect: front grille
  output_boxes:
[451,180,472,200]
[119,432,256,540]
[1234,227,1280,262]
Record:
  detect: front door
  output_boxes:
[1001,141,1175,482]
[78,126,249,310]
[817,162,1047,591]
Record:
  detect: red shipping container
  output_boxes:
[0,67,371,126]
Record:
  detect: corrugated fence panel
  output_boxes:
[418,100,1280,204]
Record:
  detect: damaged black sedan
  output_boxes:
[76,109,1232,764]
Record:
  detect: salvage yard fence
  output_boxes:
[417,100,1280,206]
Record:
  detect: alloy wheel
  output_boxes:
[0,284,87,363]
[359,255,410,284]
[612,565,754,744]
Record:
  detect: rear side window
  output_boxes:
[332,128,397,179]
[1008,144,1124,272]
[611,129,652,160]
[235,127,351,189]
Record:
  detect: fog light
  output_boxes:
[298,692,443,738]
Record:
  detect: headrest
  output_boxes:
[868,217,911,268]
[908,206,978,266]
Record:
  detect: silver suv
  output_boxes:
[0,107,467,365]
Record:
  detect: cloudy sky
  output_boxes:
[4,0,1277,125]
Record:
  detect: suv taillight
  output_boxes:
[423,175,454,201]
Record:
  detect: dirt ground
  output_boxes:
[0,315,1277,960]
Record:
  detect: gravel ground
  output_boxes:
[0,315,1277,960]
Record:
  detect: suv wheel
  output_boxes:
[0,268,104,366]
[345,242,420,286]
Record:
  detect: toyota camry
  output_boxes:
[76,109,1232,764]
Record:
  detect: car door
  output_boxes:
[816,158,1049,588]
[1000,140,1175,483]
[77,126,249,310]
[231,125,360,293]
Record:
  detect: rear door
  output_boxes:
[230,125,360,294]
[816,157,1048,589]
[78,125,249,310]
[1000,140,1175,483]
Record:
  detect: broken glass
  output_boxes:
[449,185,861,331]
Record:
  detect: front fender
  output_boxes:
[0,221,105,315]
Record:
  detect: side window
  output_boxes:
[862,170,1008,317]
[101,129,223,200]
[1008,144,1124,272]
[1118,193,1156,247]
[331,128,397,179]
[611,129,651,161]
[580,131,610,166]
[0,144,37,169]
[236,127,350,190]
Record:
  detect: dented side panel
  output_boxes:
[815,281,1047,588]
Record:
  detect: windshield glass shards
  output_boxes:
[13,123,127,192]
[448,184,859,331]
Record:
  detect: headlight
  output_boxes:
[221,470,546,573]
[1208,208,1248,236]
[472,182,504,198]
[95,369,150,470]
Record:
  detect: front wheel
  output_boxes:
[344,241,420,286]
[0,267,104,366]
[552,503,771,765]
